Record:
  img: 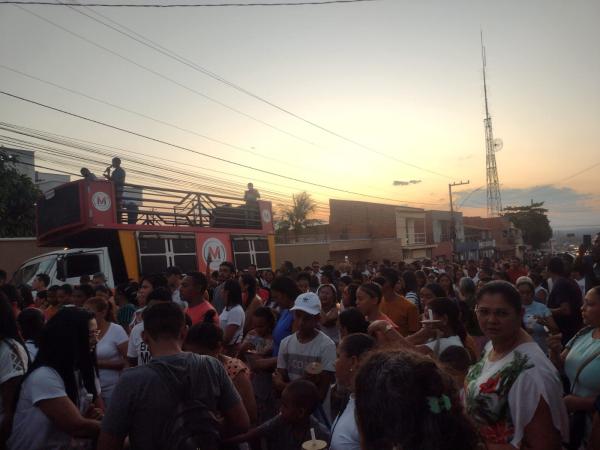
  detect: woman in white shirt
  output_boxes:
[219,280,245,354]
[8,307,103,450]
[84,297,128,407]
[465,281,568,450]
[330,333,376,450]
[0,294,28,448]
[404,297,475,361]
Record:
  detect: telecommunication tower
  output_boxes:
[481,32,503,217]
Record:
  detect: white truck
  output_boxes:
[12,248,115,288]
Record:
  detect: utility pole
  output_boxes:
[449,180,470,261]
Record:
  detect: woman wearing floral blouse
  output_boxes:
[465,281,568,450]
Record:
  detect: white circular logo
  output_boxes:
[202,238,227,271]
[261,209,272,223]
[91,192,111,212]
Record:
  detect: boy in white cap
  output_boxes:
[274,292,336,405]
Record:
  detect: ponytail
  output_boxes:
[429,298,467,346]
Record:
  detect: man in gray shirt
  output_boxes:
[98,302,249,450]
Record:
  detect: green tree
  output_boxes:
[0,151,40,237]
[502,202,552,249]
[276,191,322,239]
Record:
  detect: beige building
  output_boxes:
[275,199,436,266]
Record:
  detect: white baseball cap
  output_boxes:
[290,292,321,316]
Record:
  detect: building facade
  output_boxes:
[3,147,70,193]
[275,199,437,266]
[463,216,524,259]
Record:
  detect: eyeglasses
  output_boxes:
[474,307,512,319]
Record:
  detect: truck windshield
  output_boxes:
[12,257,55,286]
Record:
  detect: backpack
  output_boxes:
[148,358,221,450]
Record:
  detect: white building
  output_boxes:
[1,147,70,193]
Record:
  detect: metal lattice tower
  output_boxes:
[481,33,503,217]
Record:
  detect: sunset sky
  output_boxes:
[1,0,599,229]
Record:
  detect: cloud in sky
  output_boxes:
[454,185,600,228]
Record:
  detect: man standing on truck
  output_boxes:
[104,157,127,223]
[243,182,260,204]
[104,157,126,188]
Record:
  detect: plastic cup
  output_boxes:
[302,440,328,450]
[304,362,323,376]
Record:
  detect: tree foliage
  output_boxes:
[0,151,40,237]
[276,191,322,237]
[502,202,552,249]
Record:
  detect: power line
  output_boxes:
[1,0,378,6]
[11,5,320,149]
[14,1,451,180]
[0,64,392,198]
[0,130,316,206]
[0,64,314,168]
[0,121,341,208]
[3,137,322,212]
[0,97,443,207]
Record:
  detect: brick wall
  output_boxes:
[329,199,397,239]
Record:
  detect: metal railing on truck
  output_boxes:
[116,183,262,229]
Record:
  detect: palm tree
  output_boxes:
[277,192,322,240]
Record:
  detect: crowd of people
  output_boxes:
[0,232,599,450]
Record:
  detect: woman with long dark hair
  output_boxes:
[387,297,473,359]
[84,297,129,407]
[219,279,245,353]
[240,274,264,335]
[401,270,421,310]
[423,298,475,360]
[8,307,103,450]
[419,283,446,310]
[330,333,375,450]
[0,294,28,448]
[355,350,481,450]
[438,273,458,300]
[129,274,168,330]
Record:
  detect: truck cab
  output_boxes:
[12,248,114,288]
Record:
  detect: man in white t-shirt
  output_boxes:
[127,288,172,367]
[275,292,336,403]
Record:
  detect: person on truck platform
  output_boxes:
[104,157,126,224]
[243,182,260,204]
[80,167,97,181]
[103,157,126,189]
